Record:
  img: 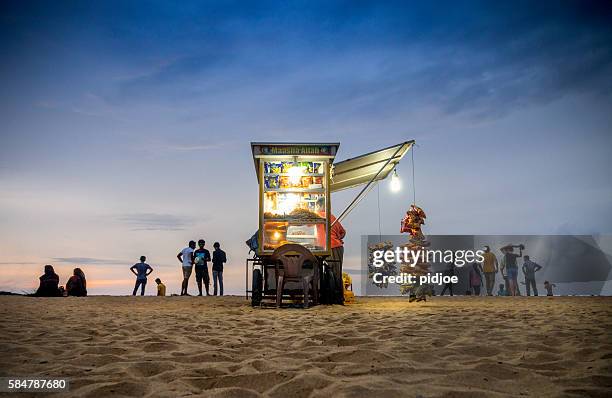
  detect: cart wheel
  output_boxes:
[251,269,263,307]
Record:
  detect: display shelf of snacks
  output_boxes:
[260,159,329,253]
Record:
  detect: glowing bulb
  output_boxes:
[273,231,281,240]
[287,164,304,185]
[390,169,401,192]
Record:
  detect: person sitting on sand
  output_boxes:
[212,242,227,296]
[35,265,61,297]
[130,256,153,296]
[544,281,556,296]
[155,278,166,296]
[497,283,508,296]
[178,240,196,296]
[66,268,87,297]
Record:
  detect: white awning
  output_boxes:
[330,140,414,193]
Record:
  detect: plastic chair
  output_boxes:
[271,244,319,308]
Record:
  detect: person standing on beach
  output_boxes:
[194,239,211,296]
[212,242,227,296]
[469,262,483,296]
[177,240,196,296]
[481,245,498,295]
[501,245,523,296]
[316,197,346,304]
[440,263,455,296]
[522,255,542,296]
[130,256,153,296]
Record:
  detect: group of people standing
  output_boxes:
[479,244,545,296]
[129,239,228,296]
[177,240,227,296]
[441,244,553,297]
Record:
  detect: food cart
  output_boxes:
[248,141,414,307]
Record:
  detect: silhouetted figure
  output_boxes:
[497,283,508,296]
[440,263,455,296]
[194,239,211,296]
[178,240,196,296]
[66,268,87,296]
[469,262,483,296]
[544,281,556,296]
[501,245,523,296]
[522,255,542,296]
[212,242,227,296]
[35,265,61,297]
[317,197,346,304]
[130,256,153,296]
[155,278,166,296]
[481,245,498,296]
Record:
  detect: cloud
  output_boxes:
[97,1,612,121]
[116,213,192,231]
[143,140,237,154]
[52,257,127,265]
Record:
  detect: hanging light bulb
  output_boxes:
[390,168,401,192]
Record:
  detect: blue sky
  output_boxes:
[1,1,611,295]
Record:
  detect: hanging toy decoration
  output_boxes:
[398,204,433,302]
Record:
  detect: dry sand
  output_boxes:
[1,296,611,398]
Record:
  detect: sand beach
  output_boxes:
[1,296,611,397]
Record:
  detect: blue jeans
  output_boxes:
[133,279,146,296]
[213,270,223,296]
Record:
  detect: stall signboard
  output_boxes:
[252,142,340,256]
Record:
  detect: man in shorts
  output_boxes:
[501,244,523,296]
[194,239,211,296]
[177,240,196,296]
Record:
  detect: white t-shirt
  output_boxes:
[181,247,194,267]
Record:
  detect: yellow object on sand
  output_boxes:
[342,272,356,304]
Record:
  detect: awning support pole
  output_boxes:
[332,144,407,226]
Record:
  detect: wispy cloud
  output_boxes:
[144,140,236,153]
[116,213,192,231]
[52,257,127,265]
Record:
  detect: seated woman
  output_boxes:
[66,268,87,297]
[35,265,61,297]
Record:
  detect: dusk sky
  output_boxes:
[1,1,611,295]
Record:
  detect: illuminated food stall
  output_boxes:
[252,142,339,256]
[249,140,415,307]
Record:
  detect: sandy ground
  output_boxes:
[1,296,611,398]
